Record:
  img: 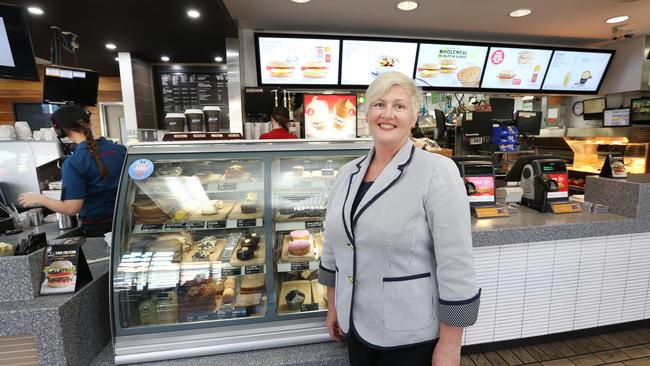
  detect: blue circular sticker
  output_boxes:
[128,159,154,180]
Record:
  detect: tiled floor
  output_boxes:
[461,327,650,366]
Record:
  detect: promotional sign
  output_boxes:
[542,51,612,92]
[40,238,92,295]
[128,159,154,180]
[304,94,357,139]
[258,36,340,85]
[481,47,552,90]
[603,108,630,127]
[415,43,488,88]
[547,173,569,199]
[465,176,495,203]
[341,40,417,85]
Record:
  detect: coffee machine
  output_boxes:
[506,155,572,213]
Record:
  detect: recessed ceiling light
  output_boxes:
[214,56,223,62]
[509,9,532,17]
[396,1,418,11]
[606,15,630,23]
[105,43,117,50]
[187,9,200,18]
[161,56,170,62]
[27,7,44,15]
[290,0,311,3]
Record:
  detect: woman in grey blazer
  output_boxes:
[318,71,480,365]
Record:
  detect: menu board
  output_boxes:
[415,43,488,88]
[257,36,340,85]
[603,108,630,127]
[481,47,552,90]
[155,69,230,130]
[341,40,418,85]
[304,94,357,139]
[542,51,612,92]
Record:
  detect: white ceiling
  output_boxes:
[224,0,650,46]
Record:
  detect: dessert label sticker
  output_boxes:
[128,159,154,180]
[304,94,357,139]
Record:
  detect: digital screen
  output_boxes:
[465,176,495,203]
[0,18,15,67]
[603,108,630,127]
[481,47,552,90]
[304,94,357,139]
[43,66,100,106]
[583,97,606,115]
[631,98,650,123]
[341,40,417,85]
[546,173,568,199]
[257,36,340,85]
[542,51,612,92]
[415,43,488,88]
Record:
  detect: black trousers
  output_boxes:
[346,326,437,366]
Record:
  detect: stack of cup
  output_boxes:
[185,109,204,132]
[165,113,186,132]
[203,106,221,132]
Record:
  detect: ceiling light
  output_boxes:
[509,9,532,17]
[187,9,200,18]
[214,56,223,62]
[161,56,170,62]
[396,1,418,11]
[105,43,117,50]
[115,57,119,62]
[27,7,44,15]
[290,0,311,3]
[606,15,630,24]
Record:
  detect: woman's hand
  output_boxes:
[326,286,344,341]
[17,192,43,207]
[432,323,463,365]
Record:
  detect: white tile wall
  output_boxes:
[463,232,650,346]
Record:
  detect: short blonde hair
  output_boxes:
[365,71,422,119]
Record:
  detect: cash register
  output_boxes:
[506,155,580,213]
[452,157,508,218]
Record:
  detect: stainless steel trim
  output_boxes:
[565,127,633,138]
[114,319,329,365]
[226,38,243,134]
[126,139,374,154]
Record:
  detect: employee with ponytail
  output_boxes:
[259,106,298,139]
[18,105,127,237]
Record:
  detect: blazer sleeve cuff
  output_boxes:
[317,263,336,287]
[438,288,481,327]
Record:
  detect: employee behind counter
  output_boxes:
[18,105,127,237]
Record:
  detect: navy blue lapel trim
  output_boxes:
[352,145,415,230]
[341,155,368,244]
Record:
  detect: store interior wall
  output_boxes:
[0,65,122,136]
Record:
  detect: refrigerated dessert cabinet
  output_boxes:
[110,140,372,364]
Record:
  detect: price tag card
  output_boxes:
[551,203,582,214]
[206,220,227,229]
[291,262,310,271]
[244,265,264,274]
[305,220,323,229]
[237,219,258,227]
[217,183,237,191]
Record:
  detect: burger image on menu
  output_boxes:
[43,260,76,288]
[266,60,294,77]
[417,63,441,78]
[301,61,328,78]
[497,69,516,84]
[439,59,458,74]
[517,51,535,65]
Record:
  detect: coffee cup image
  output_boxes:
[579,71,592,84]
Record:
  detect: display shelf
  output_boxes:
[136,182,264,196]
[133,218,264,234]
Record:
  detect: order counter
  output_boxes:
[106,140,650,365]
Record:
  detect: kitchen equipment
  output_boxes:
[506,155,569,212]
[452,157,496,207]
[27,209,43,226]
[56,213,78,230]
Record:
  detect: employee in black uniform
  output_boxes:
[18,105,127,237]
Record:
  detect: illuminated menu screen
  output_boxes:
[481,47,552,90]
[542,51,612,92]
[415,43,488,88]
[257,36,340,85]
[341,40,418,85]
[304,94,357,139]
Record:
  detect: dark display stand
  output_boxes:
[153,66,230,131]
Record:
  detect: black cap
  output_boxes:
[51,105,91,138]
[52,105,91,130]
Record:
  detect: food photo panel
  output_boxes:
[304,94,357,139]
[481,47,552,90]
[341,40,417,86]
[415,43,488,88]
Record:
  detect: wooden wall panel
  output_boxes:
[0,65,122,137]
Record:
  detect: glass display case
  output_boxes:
[110,140,372,364]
